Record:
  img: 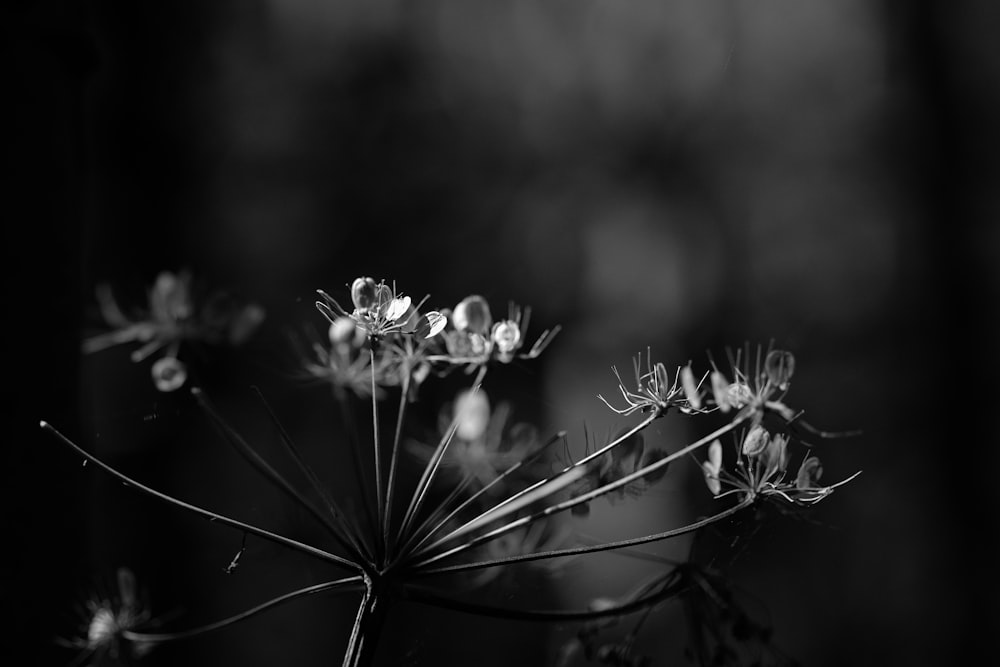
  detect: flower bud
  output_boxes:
[454,389,490,441]
[741,425,769,457]
[796,456,823,489]
[702,439,723,495]
[151,356,187,392]
[765,350,795,390]
[492,320,521,355]
[681,365,701,410]
[710,371,730,412]
[350,277,378,313]
[653,362,670,393]
[452,295,492,335]
[762,433,789,479]
[151,271,193,322]
[329,316,360,348]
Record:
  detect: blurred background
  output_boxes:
[7,0,999,665]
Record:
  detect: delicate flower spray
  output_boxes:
[46,276,859,666]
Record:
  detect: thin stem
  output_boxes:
[193,388,366,566]
[124,576,363,643]
[394,476,473,562]
[341,575,389,667]
[403,569,686,622]
[412,497,753,575]
[335,384,378,559]
[382,368,410,563]
[415,411,662,559]
[398,430,566,561]
[250,386,371,566]
[370,346,385,561]
[40,421,358,570]
[413,418,745,567]
[396,380,485,546]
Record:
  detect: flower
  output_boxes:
[408,390,541,489]
[82,270,264,391]
[317,277,442,342]
[598,350,706,417]
[61,567,156,663]
[297,318,381,398]
[703,426,858,505]
[434,296,560,371]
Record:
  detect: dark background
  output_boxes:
[6,1,999,666]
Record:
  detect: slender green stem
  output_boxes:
[40,421,359,570]
[413,417,745,567]
[412,497,753,575]
[382,368,410,563]
[124,577,363,643]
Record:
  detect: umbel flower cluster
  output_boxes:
[50,274,860,667]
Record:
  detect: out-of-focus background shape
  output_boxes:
[8,0,1000,665]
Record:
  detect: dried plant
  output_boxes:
[47,274,859,666]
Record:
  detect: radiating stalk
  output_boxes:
[382,368,410,563]
[369,346,385,562]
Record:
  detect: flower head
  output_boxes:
[61,567,156,663]
[433,297,560,371]
[408,389,541,489]
[598,350,707,418]
[82,270,264,391]
[702,426,857,505]
[317,277,442,343]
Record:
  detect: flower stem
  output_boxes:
[370,346,385,562]
[382,368,410,564]
[40,421,358,570]
[342,575,390,667]
[125,577,363,644]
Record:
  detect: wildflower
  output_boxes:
[408,390,540,488]
[704,426,858,505]
[317,277,442,342]
[82,270,264,391]
[434,297,560,371]
[62,567,156,663]
[298,319,381,398]
[598,350,705,417]
[490,320,522,363]
[705,344,798,426]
